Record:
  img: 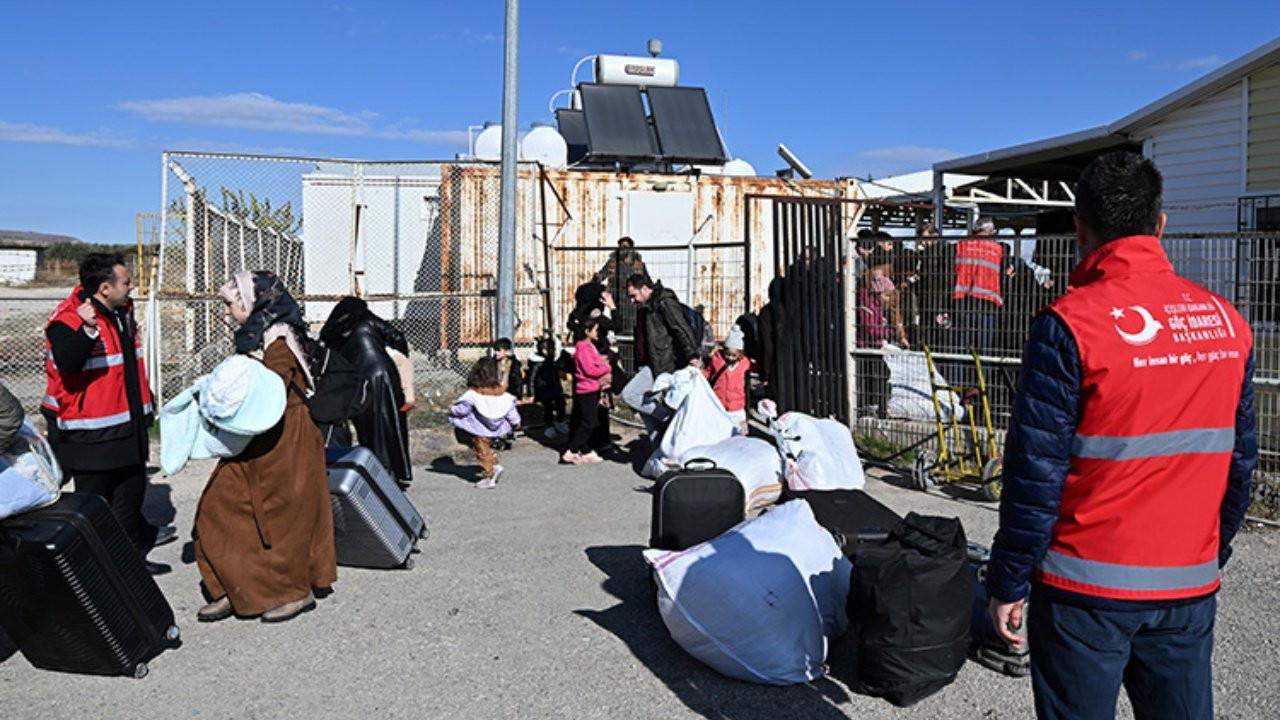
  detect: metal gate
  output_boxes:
[755,196,849,421]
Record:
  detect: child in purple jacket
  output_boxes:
[449,356,521,489]
[562,318,610,465]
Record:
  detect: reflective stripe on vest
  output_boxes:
[46,351,128,372]
[955,257,1002,273]
[952,284,1004,304]
[56,401,154,430]
[1073,427,1235,461]
[43,394,59,409]
[1041,550,1218,593]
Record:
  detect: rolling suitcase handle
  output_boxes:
[682,458,718,472]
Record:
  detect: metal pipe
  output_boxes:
[496,0,520,341]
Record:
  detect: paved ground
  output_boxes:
[2,426,1278,719]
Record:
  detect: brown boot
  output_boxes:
[261,592,316,623]
[197,596,233,623]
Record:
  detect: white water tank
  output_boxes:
[722,159,756,177]
[594,54,679,87]
[521,122,568,168]
[474,122,503,161]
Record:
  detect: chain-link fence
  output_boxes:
[153,153,559,411]
[851,231,1280,482]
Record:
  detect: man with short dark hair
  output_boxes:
[987,152,1256,719]
[625,273,698,375]
[43,252,172,573]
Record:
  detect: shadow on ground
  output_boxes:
[575,544,854,720]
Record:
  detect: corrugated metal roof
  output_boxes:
[936,36,1280,177]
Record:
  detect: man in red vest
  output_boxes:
[952,216,1007,357]
[43,252,173,574]
[986,152,1256,719]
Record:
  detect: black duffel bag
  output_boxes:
[848,512,973,707]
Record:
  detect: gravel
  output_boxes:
[1,426,1277,719]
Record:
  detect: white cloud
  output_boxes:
[0,121,130,148]
[377,128,469,146]
[835,145,961,179]
[117,92,464,146]
[1127,49,1149,62]
[1176,55,1222,71]
[117,93,377,135]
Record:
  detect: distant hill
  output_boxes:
[0,230,81,248]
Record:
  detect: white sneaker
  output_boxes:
[491,465,504,484]
[579,451,604,464]
[476,475,497,489]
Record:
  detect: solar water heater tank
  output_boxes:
[594,54,679,87]
[521,122,568,168]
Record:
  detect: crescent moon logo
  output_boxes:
[1114,305,1163,346]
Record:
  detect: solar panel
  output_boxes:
[554,108,590,165]
[647,86,727,164]
[579,83,657,161]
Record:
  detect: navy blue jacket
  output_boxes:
[986,311,1257,608]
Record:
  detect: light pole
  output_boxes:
[496,0,519,341]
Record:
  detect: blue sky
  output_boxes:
[2,1,1278,243]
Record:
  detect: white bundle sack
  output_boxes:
[680,436,784,511]
[644,500,852,685]
[642,367,736,479]
[765,406,865,491]
[883,345,963,422]
[0,420,63,521]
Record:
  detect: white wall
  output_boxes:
[301,173,441,322]
[1136,83,1244,234]
[0,248,37,283]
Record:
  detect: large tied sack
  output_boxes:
[679,437,784,511]
[767,409,865,491]
[644,500,852,685]
[848,513,973,707]
[642,367,735,479]
[883,346,962,422]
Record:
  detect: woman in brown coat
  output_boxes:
[194,270,337,623]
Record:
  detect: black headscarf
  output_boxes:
[220,270,307,355]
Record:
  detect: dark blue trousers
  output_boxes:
[1029,593,1216,720]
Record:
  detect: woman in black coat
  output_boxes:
[320,297,413,486]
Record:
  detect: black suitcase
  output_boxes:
[649,459,745,551]
[786,489,902,556]
[0,493,179,678]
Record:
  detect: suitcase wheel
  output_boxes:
[402,556,415,570]
[165,624,181,643]
[133,662,149,679]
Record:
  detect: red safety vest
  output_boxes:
[43,288,153,434]
[1037,235,1251,601]
[952,238,1005,306]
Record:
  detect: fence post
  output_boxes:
[496,0,520,341]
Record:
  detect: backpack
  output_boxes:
[291,339,372,426]
[847,512,973,707]
[683,303,715,356]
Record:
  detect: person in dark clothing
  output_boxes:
[528,335,567,438]
[593,237,648,339]
[42,252,172,573]
[489,337,523,451]
[914,229,956,353]
[625,275,699,375]
[755,276,792,404]
[491,337,525,398]
[319,296,413,487]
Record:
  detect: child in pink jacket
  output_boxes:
[704,324,752,434]
[562,318,610,465]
